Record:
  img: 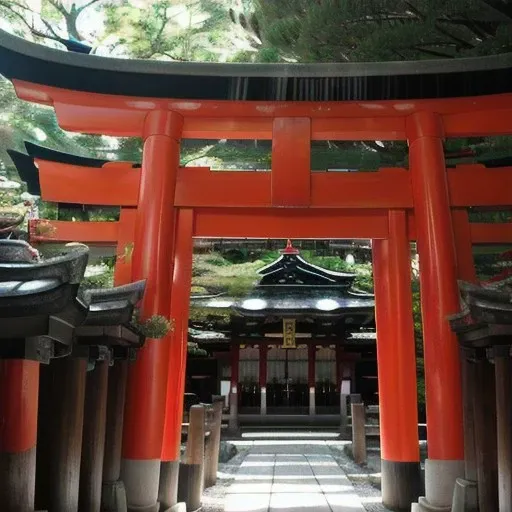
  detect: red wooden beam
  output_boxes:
[311,168,413,209]
[36,159,140,206]
[29,219,119,244]
[175,168,271,207]
[470,222,512,244]
[271,118,311,207]
[12,80,512,138]
[193,208,389,239]
[448,165,512,207]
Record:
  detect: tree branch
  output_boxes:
[46,0,67,16]
[434,23,475,49]
[77,0,103,15]
[0,2,60,42]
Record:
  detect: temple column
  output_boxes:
[229,344,240,432]
[102,360,129,512]
[159,208,194,511]
[451,209,479,508]
[372,210,421,510]
[308,343,315,415]
[408,112,464,511]
[36,355,88,512]
[259,344,268,415]
[121,110,183,512]
[79,360,109,512]
[0,359,39,512]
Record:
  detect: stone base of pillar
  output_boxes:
[381,460,422,511]
[101,480,127,512]
[411,459,464,512]
[0,447,36,512]
[127,504,160,512]
[309,387,315,415]
[450,478,478,512]
[260,388,266,415]
[158,460,180,510]
[162,504,186,512]
[121,459,161,510]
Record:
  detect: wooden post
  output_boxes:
[408,112,464,508]
[204,400,223,488]
[121,111,183,510]
[351,398,367,465]
[79,360,109,512]
[229,345,239,432]
[472,353,498,511]
[308,343,315,415]
[36,356,87,512]
[493,345,512,511]
[372,211,422,509]
[160,208,194,511]
[101,360,128,512]
[0,359,39,512]
[259,344,267,415]
[178,405,205,512]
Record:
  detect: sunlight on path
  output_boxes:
[223,444,365,512]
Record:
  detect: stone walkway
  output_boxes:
[223,441,366,512]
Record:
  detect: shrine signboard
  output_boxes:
[282,318,296,348]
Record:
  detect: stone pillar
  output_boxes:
[259,344,267,415]
[408,111,464,511]
[308,343,315,415]
[121,110,183,512]
[372,211,422,510]
[0,359,39,512]
[159,209,194,511]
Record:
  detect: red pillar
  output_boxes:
[0,360,39,512]
[159,208,194,510]
[372,210,421,509]
[121,110,183,511]
[408,111,465,509]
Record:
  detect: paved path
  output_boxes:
[223,441,366,512]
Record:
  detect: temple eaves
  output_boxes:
[0,28,510,101]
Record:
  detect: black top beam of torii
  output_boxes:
[0,28,510,101]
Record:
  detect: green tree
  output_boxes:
[233,0,512,63]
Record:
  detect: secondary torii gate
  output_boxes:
[0,29,511,512]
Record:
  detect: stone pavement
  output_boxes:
[223,441,366,512]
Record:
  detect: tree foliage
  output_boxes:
[233,0,512,63]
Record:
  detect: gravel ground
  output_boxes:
[327,441,388,512]
[201,445,250,512]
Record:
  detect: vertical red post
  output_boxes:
[372,210,421,509]
[408,111,465,509]
[259,344,268,415]
[229,344,240,432]
[121,110,183,511]
[0,359,39,512]
[159,208,194,510]
[308,343,316,415]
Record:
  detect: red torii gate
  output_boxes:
[1,30,512,512]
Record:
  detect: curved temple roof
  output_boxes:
[0,29,511,101]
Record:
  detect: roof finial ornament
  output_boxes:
[281,239,299,255]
